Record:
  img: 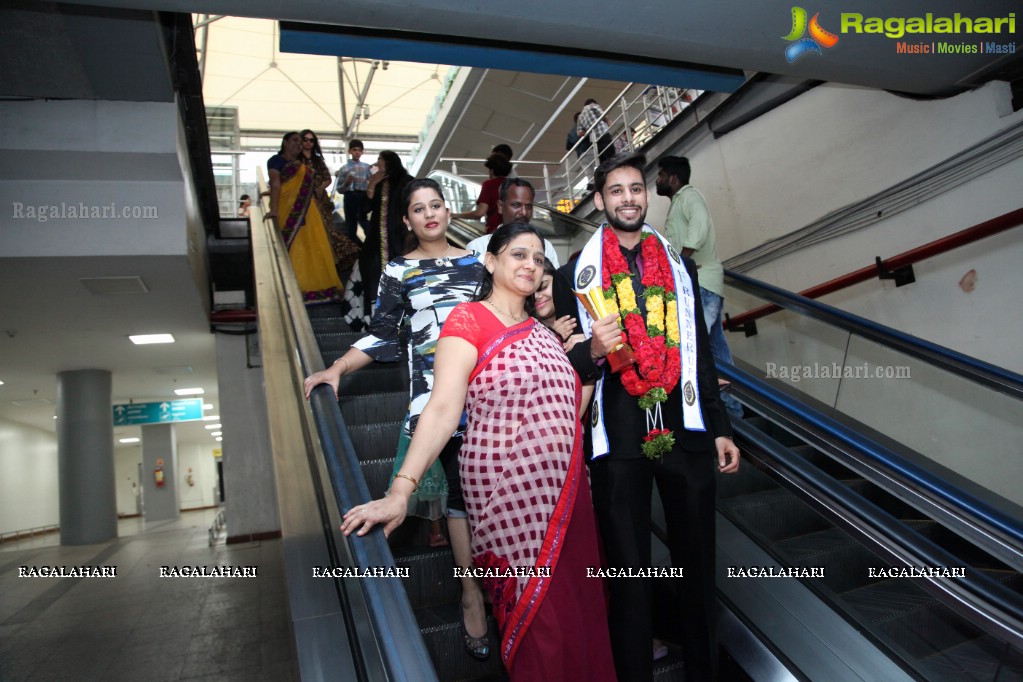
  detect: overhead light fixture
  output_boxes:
[202,415,220,421]
[215,437,222,442]
[174,387,204,396]
[212,431,222,437]
[203,403,213,410]
[119,437,140,444]
[130,334,175,345]
[0,380,4,385]
[204,424,222,430]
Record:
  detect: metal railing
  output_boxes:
[725,207,1023,341]
[436,83,702,214]
[0,524,61,545]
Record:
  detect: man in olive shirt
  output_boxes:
[656,156,743,417]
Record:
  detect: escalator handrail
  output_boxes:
[730,414,1023,650]
[533,201,600,233]
[724,269,1023,401]
[307,385,440,682]
[719,361,1023,559]
[258,171,438,681]
[288,307,438,682]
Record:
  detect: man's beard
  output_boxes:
[605,205,646,233]
[654,181,672,197]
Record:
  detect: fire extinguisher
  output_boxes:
[154,465,165,488]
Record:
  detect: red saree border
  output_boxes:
[501,426,583,667]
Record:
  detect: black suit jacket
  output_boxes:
[554,252,732,459]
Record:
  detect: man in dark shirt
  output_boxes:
[553,152,739,681]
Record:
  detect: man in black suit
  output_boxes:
[553,152,740,681]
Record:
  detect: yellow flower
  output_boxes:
[606,295,619,319]
[616,278,637,313]
[647,294,664,332]
[665,299,680,343]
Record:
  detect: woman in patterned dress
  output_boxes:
[303,178,491,659]
[341,224,617,681]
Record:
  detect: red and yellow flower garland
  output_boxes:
[601,227,682,459]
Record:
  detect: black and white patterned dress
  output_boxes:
[354,252,484,430]
[352,252,484,516]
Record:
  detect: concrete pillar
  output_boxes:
[141,423,180,521]
[56,369,117,545]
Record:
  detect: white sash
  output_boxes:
[574,225,705,459]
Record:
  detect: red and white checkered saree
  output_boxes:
[460,319,585,666]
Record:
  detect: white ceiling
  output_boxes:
[0,255,222,451]
[200,16,452,142]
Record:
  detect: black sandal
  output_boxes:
[460,605,490,660]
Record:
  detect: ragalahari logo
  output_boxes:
[783,7,840,62]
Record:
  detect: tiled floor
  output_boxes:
[0,509,299,681]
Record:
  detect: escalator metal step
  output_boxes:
[716,459,778,499]
[359,457,396,499]
[333,365,410,394]
[340,391,408,426]
[392,546,461,609]
[346,421,403,462]
[415,602,504,681]
[719,489,831,542]
[916,633,1023,680]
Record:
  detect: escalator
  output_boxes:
[304,284,1023,680]
[255,171,1023,679]
[705,271,1023,681]
[712,395,1023,680]
[308,302,505,681]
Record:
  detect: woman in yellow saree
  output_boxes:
[266,132,344,304]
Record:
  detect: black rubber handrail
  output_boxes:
[724,269,1023,401]
[307,386,439,682]
[259,171,438,680]
[283,293,439,681]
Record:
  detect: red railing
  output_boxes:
[724,207,1023,331]
[209,308,257,324]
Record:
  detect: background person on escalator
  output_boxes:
[577,98,615,166]
[656,155,743,418]
[303,178,491,661]
[362,150,413,314]
[265,131,344,305]
[453,152,511,234]
[464,178,560,267]
[299,129,360,279]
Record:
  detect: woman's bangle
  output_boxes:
[332,357,349,375]
[392,472,419,492]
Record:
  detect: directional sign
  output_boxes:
[112,399,204,426]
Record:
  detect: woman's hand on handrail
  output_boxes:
[341,487,410,538]
[304,349,374,399]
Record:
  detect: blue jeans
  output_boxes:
[700,288,743,418]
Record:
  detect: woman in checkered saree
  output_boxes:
[342,224,616,681]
